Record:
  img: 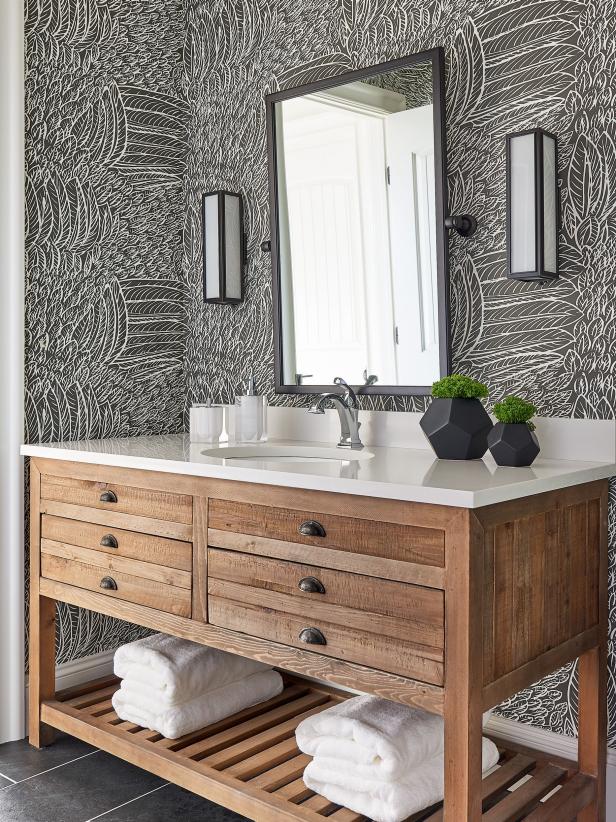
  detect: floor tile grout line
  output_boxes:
[0,749,101,788]
[0,770,17,784]
[83,782,171,821]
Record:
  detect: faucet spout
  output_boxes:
[307,378,363,450]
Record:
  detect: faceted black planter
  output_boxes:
[420,398,492,460]
[488,422,540,467]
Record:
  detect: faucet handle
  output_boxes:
[333,377,358,408]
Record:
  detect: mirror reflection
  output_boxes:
[272,59,444,390]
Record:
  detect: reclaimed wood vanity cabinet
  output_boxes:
[28,456,608,821]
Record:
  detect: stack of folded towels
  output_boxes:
[112,633,283,739]
[296,695,499,822]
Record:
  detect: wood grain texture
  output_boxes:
[208,528,445,588]
[192,495,208,623]
[208,595,444,684]
[443,509,484,822]
[209,498,445,567]
[28,462,56,748]
[208,548,444,644]
[41,514,192,570]
[484,495,603,687]
[38,577,445,713]
[40,499,193,540]
[41,554,191,617]
[41,539,192,588]
[41,473,193,523]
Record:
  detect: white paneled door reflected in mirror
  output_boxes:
[266,49,449,396]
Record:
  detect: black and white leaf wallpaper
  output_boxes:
[26,0,615,745]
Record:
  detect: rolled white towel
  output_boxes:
[112,669,284,739]
[303,736,500,822]
[296,695,444,780]
[113,633,269,705]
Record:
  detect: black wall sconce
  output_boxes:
[202,191,245,304]
[506,129,558,281]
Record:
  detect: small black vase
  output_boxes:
[420,398,492,460]
[487,422,540,467]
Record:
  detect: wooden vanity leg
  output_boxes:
[28,461,56,748]
[443,510,484,821]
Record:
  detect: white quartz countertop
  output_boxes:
[21,434,616,508]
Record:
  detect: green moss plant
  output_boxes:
[431,374,489,399]
[493,395,537,430]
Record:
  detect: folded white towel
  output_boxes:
[303,737,500,822]
[113,633,269,706]
[112,669,283,739]
[296,695,446,780]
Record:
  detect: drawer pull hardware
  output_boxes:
[100,534,118,549]
[298,576,326,594]
[298,520,326,538]
[99,576,118,591]
[99,490,118,503]
[299,627,327,646]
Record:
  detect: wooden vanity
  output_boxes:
[27,455,608,821]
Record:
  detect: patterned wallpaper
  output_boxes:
[24,0,188,662]
[25,0,615,744]
[182,0,615,743]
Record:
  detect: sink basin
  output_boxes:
[201,444,374,463]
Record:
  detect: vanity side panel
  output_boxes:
[479,482,606,707]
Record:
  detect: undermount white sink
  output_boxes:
[201,444,374,463]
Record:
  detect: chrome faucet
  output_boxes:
[308,377,363,450]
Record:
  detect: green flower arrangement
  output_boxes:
[431,374,489,399]
[493,395,537,430]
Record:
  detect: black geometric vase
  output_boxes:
[420,398,493,460]
[487,422,540,467]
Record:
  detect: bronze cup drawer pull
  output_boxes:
[298,576,326,594]
[99,490,118,503]
[299,627,327,646]
[99,576,118,591]
[100,534,118,549]
[298,520,326,538]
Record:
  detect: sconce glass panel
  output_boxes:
[506,129,558,281]
[202,191,244,303]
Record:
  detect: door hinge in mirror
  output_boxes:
[394,326,399,344]
[386,166,391,185]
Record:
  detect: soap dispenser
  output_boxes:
[233,374,267,443]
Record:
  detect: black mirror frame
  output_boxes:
[265,46,451,397]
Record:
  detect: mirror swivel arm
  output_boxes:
[445,214,478,237]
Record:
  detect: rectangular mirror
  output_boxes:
[266,48,449,396]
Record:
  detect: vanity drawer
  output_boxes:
[208,499,445,571]
[208,549,444,685]
[40,543,192,617]
[40,474,192,525]
[41,515,192,571]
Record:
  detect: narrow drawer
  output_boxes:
[208,499,445,569]
[208,549,444,685]
[41,515,192,571]
[41,546,191,617]
[41,474,192,525]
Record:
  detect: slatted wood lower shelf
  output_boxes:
[40,676,596,821]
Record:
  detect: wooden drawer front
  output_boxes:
[41,545,191,618]
[208,499,444,568]
[208,550,444,685]
[41,475,192,525]
[41,515,192,571]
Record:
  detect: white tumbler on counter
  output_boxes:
[189,401,225,443]
[232,375,268,443]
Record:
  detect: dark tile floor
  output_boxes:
[0,733,246,822]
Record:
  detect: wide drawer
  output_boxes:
[41,474,192,525]
[208,499,445,569]
[208,549,444,685]
[41,544,191,617]
[41,514,192,571]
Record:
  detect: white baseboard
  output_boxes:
[24,649,115,728]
